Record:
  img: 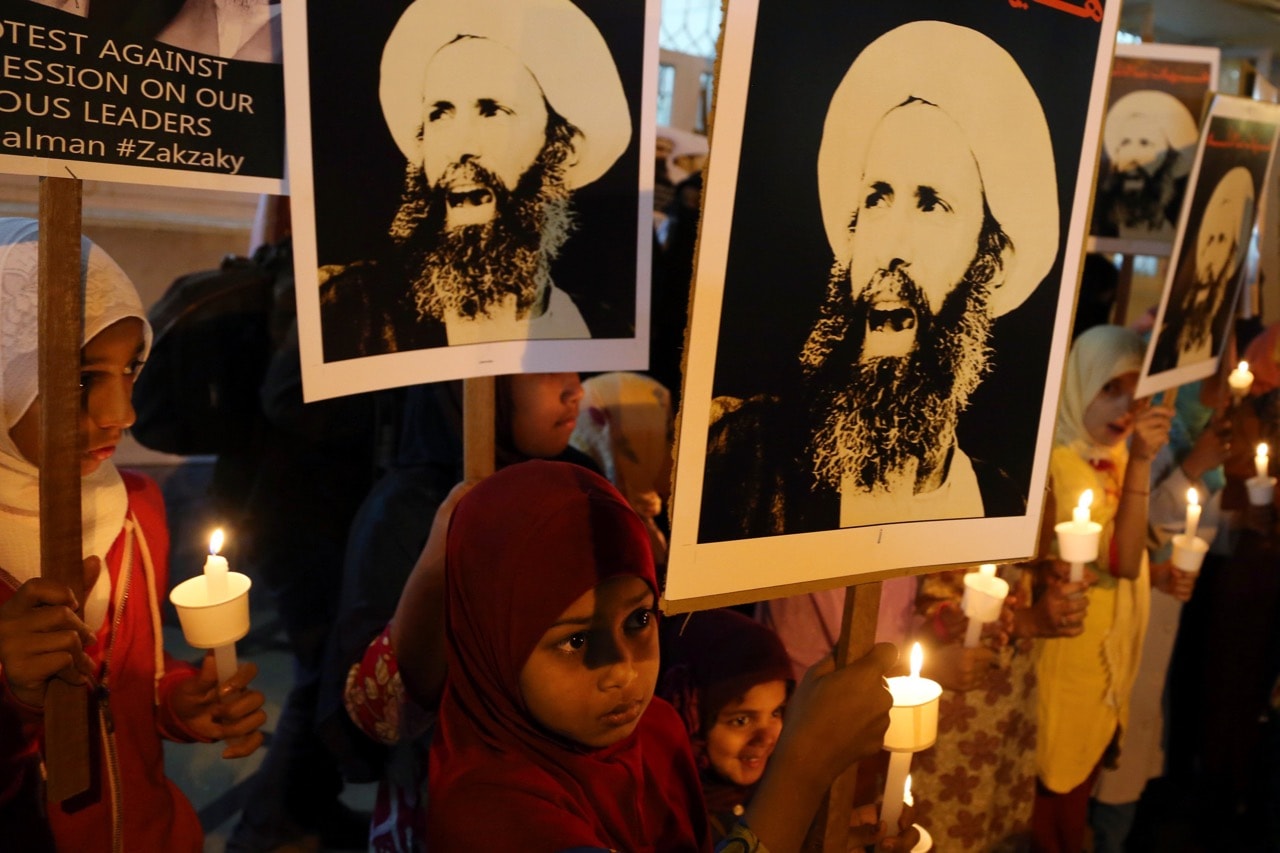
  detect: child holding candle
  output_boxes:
[0,218,267,851]
[1033,325,1172,852]
[425,460,901,852]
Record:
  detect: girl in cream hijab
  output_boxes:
[0,218,265,852]
[1033,324,1172,851]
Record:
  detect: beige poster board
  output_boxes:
[664,0,1119,612]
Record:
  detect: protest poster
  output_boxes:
[0,0,284,193]
[284,0,659,400]
[665,0,1118,610]
[1138,94,1280,397]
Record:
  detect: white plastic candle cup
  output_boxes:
[962,571,1010,648]
[1246,475,1276,507]
[1170,534,1209,574]
[169,572,252,649]
[911,825,933,853]
[884,676,943,752]
[1055,520,1101,564]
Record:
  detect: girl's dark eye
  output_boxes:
[625,608,654,633]
[556,632,588,654]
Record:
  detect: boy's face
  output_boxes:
[520,575,659,748]
[9,317,145,476]
[705,679,787,787]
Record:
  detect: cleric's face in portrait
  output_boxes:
[846,102,986,361]
[1195,197,1243,287]
[419,38,551,230]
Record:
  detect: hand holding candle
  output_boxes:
[170,529,253,686]
[1055,490,1101,583]
[881,643,942,837]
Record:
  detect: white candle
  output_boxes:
[203,528,237,684]
[1184,489,1201,542]
[962,565,1010,648]
[1257,443,1270,481]
[205,528,230,603]
[1229,360,1254,399]
[1072,489,1093,530]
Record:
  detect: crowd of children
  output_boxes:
[4,160,1280,853]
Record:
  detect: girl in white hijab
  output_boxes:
[0,218,265,852]
[1032,324,1172,852]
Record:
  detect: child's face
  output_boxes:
[8,318,145,476]
[705,679,787,787]
[520,575,659,748]
[510,372,583,459]
[1083,370,1139,447]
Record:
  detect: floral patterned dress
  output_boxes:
[909,569,1038,852]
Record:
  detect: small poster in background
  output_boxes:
[665,0,1119,611]
[1089,42,1220,257]
[1138,94,1280,397]
[284,0,658,401]
[0,0,285,193]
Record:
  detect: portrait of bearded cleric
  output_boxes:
[1149,165,1255,375]
[699,21,1060,541]
[298,0,639,375]
[1093,91,1199,241]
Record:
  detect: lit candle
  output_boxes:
[205,528,229,603]
[1257,443,1270,481]
[903,774,913,808]
[1185,488,1201,542]
[1228,360,1254,401]
[1056,490,1101,583]
[882,643,942,837]
[1072,489,1093,529]
[203,528,236,684]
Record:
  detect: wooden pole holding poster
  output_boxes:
[804,581,883,852]
[37,176,92,802]
[463,376,496,480]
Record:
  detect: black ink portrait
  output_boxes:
[695,6,1104,543]
[309,0,640,361]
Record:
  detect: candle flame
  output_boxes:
[979,563,997,577]
[1186,488,1199,508]
[1260,443,1270,458]
[1239,361,1250,374]
[1078,489,1093,511]
[909,642,923,678]
[209,528,224,556]
[904,774,914,808]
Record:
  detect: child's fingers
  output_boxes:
[3,578,83,620]
[219,661,259,695]
[220,729,265,760]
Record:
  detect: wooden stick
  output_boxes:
[38,176,92,802]
[463,375,496,480]
[804,581,883,851]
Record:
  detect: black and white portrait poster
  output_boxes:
[1089,43,1219,256]
[664,0,1118,609]
[284,0,657,400]
[1138,95,1280,398]
[0,0,284,193]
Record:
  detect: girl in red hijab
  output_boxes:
[427,460,902,852]
[426,460,709,851]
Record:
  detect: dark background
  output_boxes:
[304,0,645,340]
[705,0,1112,509]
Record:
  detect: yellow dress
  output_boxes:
[1035,445,1150,793]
